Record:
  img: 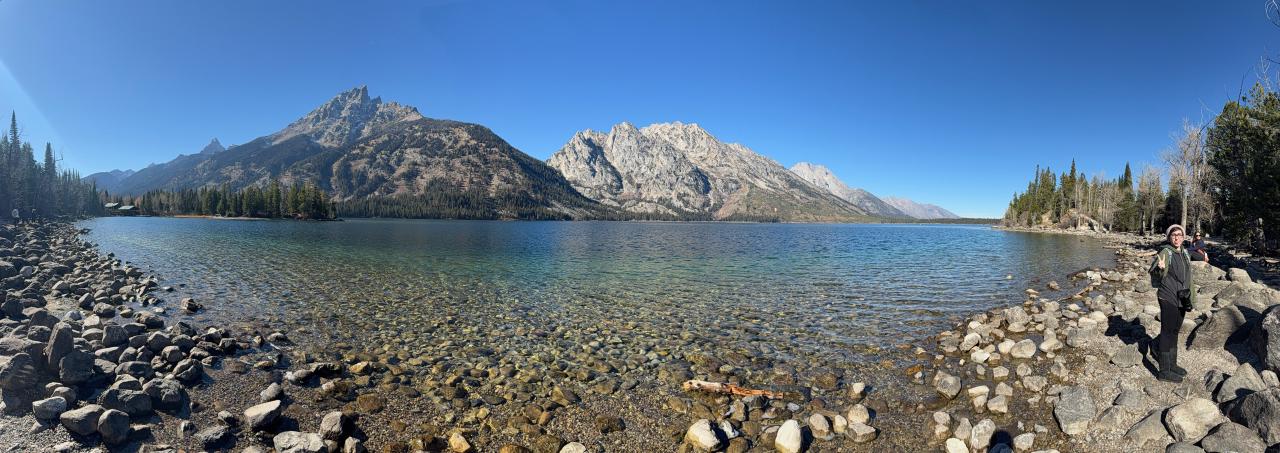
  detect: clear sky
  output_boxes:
[0,1,1275,217]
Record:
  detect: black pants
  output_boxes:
[1157,296,1184,354]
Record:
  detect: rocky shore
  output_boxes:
[894,232,1280,453]
[0,220,367,452]
[2,220,1278,452]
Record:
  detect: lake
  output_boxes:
[76,217,1116,448]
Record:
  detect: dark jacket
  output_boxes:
[1150,244,1194,308]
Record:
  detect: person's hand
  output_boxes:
[1156,255,1166,270]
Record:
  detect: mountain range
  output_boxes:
[84,86,959,221]
[881,196,959,219]
[546,122,872,221]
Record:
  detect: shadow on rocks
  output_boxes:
[991,430,1014,449]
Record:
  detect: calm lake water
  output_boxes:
[77,217,1113,362]
[76,217,1119,448]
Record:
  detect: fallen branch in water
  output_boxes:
[681,380,785,399]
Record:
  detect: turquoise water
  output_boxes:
[77,218,1113,364]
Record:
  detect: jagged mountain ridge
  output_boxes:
[882,196,960,219]
[99,87,605,219]
[81,169,136,194]
[788,162,907,218]
[546,122,873,221]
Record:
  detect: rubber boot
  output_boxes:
[1156,351,1183,383]
[1169,347,1187,377]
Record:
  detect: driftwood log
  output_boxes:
[681,380,785,399]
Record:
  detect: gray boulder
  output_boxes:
[1217,282,1280,312]
[1253,305,1280,374]
[1227,387,1280,445]
[935,371,961,399]
[1110,344,1142,368]
[1216,363,1265,403]
[1054,386,1094,436]
[320,410,350,441]
[115,360,154,379]
[1189,305,1250,351]
[173,358,202,383]
[99,387,152,416]
[58,349,94,384]
[1123,409,1171,448]
[59,404,103,436]
[1164,397,1223,442]
[245,400,284,430]
[1165,442,1205,453]
[141,378,186,411]
[1009,339,1037,359]
[97,408,130,444]
[0,352,39,390]
[196,425,231,449]
[0,336,43,357]
[1227,268,1252,283]
[274,431,326,453]
[44,322,73,372]
[102,324,127,348]
[32,396,67,420]
[1192,262,1226,283]
[1199,421,1266,453]
[260,382,282,403]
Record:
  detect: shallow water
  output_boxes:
[77,217,1116,446]
[79,217,1112,362]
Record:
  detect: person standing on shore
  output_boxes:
[1187,232,1209,262]
[1149,224,1194,383]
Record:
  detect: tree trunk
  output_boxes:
[1180,191,1187,228]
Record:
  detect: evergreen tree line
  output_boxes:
[108,181,335,220]
[1003,83,1280,253]
[0,112,103,219]
[1002,160,1155,233]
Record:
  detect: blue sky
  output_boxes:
[0,1,1275,217]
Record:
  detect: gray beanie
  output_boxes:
[1166,224,1184,237]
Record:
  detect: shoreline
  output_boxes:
[2,221,1277,452]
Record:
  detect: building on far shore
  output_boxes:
[103,203,138,216]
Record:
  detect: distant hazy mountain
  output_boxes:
[788,162,906,218]
[101,86,604,219]
[81,169,136,193]
[882,196,960,219]
[546,121,872,221]
[109,138,225,195]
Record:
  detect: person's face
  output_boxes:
[1170,230,1184,247]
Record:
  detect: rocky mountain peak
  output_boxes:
[547,121,870,220]
[790,162,908,218]
[882,196,960,219]
[198,138,225,155]
[640,122,715,149]
[271,86,424,148]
